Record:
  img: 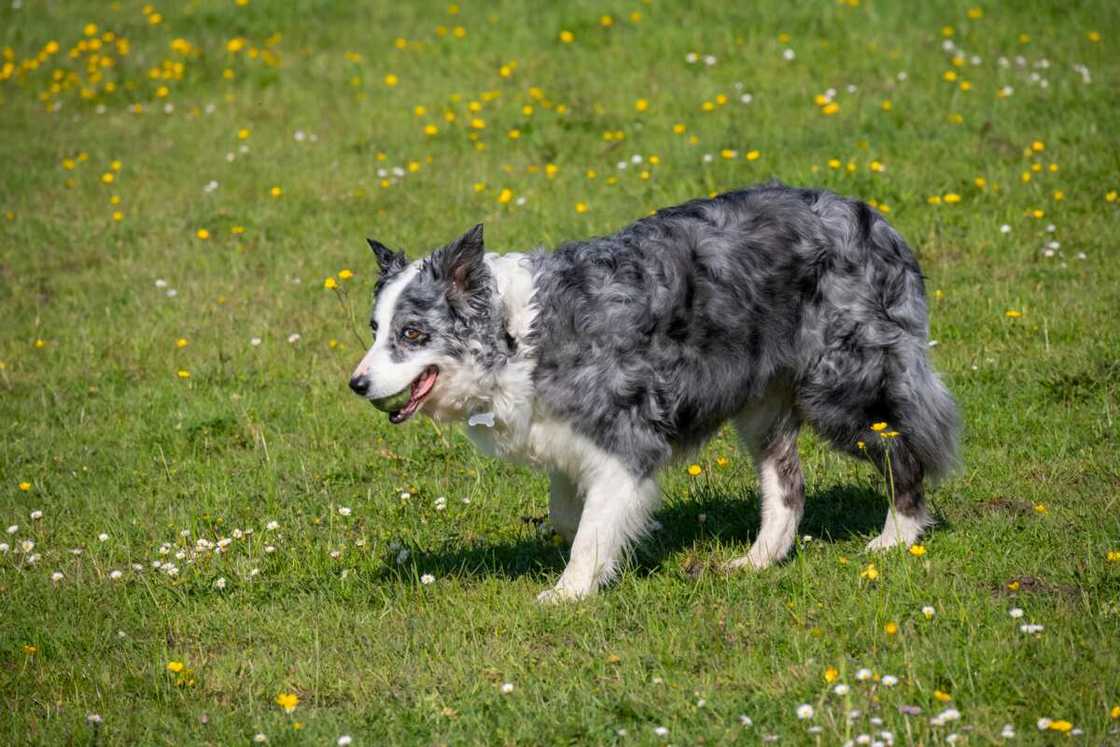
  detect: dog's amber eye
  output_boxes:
[401,327,423,342]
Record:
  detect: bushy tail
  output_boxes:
[896,354,961,483]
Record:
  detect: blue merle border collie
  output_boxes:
[349,182,959,602]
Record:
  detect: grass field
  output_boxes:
[3,0,1120,744]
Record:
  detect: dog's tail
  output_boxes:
[894,350,961,483]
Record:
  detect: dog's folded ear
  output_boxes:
[431,223,491,316]
[367,238,408,276]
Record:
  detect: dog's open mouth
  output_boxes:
[388,365,439,425]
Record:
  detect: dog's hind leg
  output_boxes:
[538,456,659,603]
[548,471,582,544]
[865,441,932,551]
[725,392,804,571]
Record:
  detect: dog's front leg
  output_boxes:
[537,458,659,603]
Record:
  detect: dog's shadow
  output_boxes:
[388,483,891,583]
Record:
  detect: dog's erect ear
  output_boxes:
[431,223,490,315]
[367,238,408,276]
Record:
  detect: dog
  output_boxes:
[349,182,959,602]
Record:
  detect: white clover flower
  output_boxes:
[232,529,243,539]
[110,570,123,580]
[797,704,815,719]
[1009,607,1024,618]
[287,333,301,344]
[132,563,144,571]
[7,525,18,535]
[1019,623,1044,634]
[1000,224,1012,234]
[0,543,8,553]
[1000,724,1016,738]
[685,52,699,64]
[421,573,435,585]
[30,510,43,520]
[337,736,352,746]
[253,734,268,743]
[897,71,908,81]
[214,577,227,590]
[27,553,40,564]
[881,675,898,687]
[702,154,714,163]
[179,529,191,537]
[294,130,307,142]
[266,521,279,531]
[265,545,276,554]
[782,48,796,61]
[434,496,447,511]
[834,684,850,695]
[946,734,960,744]
[856,736,871,745]
[338,506,352,517]
[740,93,753,104]
[51,571,64,582]
[500,682,514,694]
[1037,718,1052,730]
[330,549,341,560]
[855,668,872,681]
[21,539,35,553]
[653,726,669,737]
[250,568,260,577]
[86,713,103,725]
[251,337,262,346]
[399,491,411,500]
[739,715,753,727]
[703,55,717,66]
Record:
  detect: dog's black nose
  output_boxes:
[349,375,370,396]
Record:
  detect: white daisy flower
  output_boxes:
[797,704,815,719]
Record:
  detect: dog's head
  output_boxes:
[349,224,504,424]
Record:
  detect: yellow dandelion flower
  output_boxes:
[943,193,961,204]
[545,163,559,178]
[497,188,513,205]
[746,150,761,161]
[959,80,972,91]
[1007,580,1021,591]
[324,276,338,290]
[231,225,246,235]
[18,481,31,491]
[828,158,842,169]
[275,692,299,713]
[1111,705,1120,719]
[167,661,185,673]
[452,26,466,39]
[635,98,649,113]
[270,186,283,198]
[1021,171,1032,183]
[1106,191,1117,202]
[338,269,353,280]
[934,690,952,702]
[871,422,888,432]
[384,73,398,87]
[600,14,614,27]
[22,644,38,655]
[473,181,486,193]
[716,456,729,467]
[974,176,987,188]
[101,172,114,184]
[586,169,598,179]
[1005,309,1023,318]
[196,228,210,240]
[701,101,715,112]
[469,117,485,129]
[824,667,839,683]
[559,30,574,44]
[869,160,884,173]
[1106,550,1120,562]
[967,7,983,19]
[1053,190,1064,201]
[507,128,520,140]
[33,338,46,349]
[575,201,589,214]
[177,370,191,379]
[424,124,439,136]
[943,70,958,82]
[1088,31,1101,42]
[821,102,840,116]
[860,563,879,580]
[1031,140,1045,152]
[687,464,702,476]
[881,99,893,111]
[112,211,124,222]
[629,10,642,22]
[1019,33,1030,44]
[720,149,737,160]
[1033,502,1047,513]
[176,338,189,349]
[884,622,899,636]
[909,544,926,557]
[673,123,686,135]
[1048,721,1072,733]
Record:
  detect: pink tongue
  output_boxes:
[412,368,437,400]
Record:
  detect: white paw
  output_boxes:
[865,533,906,552]
[722,547,774,573]
[536,584,588,604]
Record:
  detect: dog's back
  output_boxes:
[529,182,958,480]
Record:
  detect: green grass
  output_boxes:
[2,0,1120,743]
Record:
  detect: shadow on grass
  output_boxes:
[383,482,890,584]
